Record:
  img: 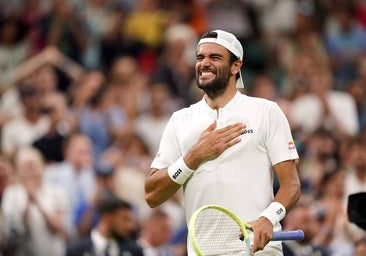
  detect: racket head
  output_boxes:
[188,205,251,256]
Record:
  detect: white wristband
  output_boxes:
[259,202,286,226]
[167,157,194,185]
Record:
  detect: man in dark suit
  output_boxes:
[65,190,144,256]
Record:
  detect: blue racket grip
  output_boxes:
[271,230,304,241]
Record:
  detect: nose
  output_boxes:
[200,57,211,66]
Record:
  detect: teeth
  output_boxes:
[201,71,214,77]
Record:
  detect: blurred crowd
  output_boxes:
[0,0,365,255]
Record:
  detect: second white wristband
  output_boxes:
[259,202,286,226]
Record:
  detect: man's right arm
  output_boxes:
[144,121,246,208]
[144,167,181,208]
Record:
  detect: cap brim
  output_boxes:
[236,69,244,88]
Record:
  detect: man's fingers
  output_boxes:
[204,120,217,132]
[216,123,246,137]
[251,232,271,254]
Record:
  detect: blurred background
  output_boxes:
[0,0,366,255]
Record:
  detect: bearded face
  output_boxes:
[195,43,237,100]
[196,64,232,99]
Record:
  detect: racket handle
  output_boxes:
[271,230,304,241]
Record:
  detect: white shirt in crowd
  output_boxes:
[1,183,68,256]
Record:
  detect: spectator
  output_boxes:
[298,128,340,195]
[343,139,366,197]
[111,133,153,221]
[138,208,178,256]
[254,0,297,41]
[151,23,197,105]
[274,0,328,97]
[78,82,127,166]
[1,83,49,160]
[312,166,356,256]
[204,0,255,42]
[124,0,168,50]
[67,69,106,131]
[282,202,330,256]
[346,78,366,132]
[324,1,366,89]
[135,82,178,154]
[68,69,104,108]
[107,55,149,121]
[44,133,97,239]
[1,147,68,256]
[9,46,85,92]
[100,5,145,71]
[33,91,71,164]
[66,190,144,256]
[19,0,52,55]
[0,156,13,204]
[0,46,84,129]
[76,164,118,243]
[40,0,87,64]
[80,0,116,69]
[290,66,359,140]
[0,15,31,91]
[0,155,14,251]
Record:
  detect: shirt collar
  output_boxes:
[91,229,118,255]
[200,90,243,113]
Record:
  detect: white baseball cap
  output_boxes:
[197,30,244,88]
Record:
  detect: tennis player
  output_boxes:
[145,30,301,255]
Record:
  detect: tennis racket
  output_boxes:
[188,204,304,256]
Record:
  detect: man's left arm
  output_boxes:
[272,159,301,213]
[250,160,301,253]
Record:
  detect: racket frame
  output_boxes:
[188,204,251,256]
[188,204,304,255]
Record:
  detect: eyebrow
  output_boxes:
[196,52,224,58]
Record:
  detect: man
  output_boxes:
[138,208,179,256]
[145,30,301,255]
[2,147,68,256]
[290,66,359,139]
[44,133,97,239]
[1,83,50,160]
[66,190,144,256]
[33,91,71,163]
[282,203,330,256]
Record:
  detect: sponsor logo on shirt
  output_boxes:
[288,140,296,150]
[241,129,253,135]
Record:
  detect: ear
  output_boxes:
[231,60,242,76]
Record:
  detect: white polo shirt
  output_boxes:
[151,91,299,255]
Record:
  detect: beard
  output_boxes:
[110,229,129,241]
[196,69,231,100]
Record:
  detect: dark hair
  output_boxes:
[89,83,108,107]
[96,190,132,214]
[201,31,218,40]
[0,16,28,43]
[18,83,39,99]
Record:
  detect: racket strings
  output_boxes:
[193,208,250,255]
